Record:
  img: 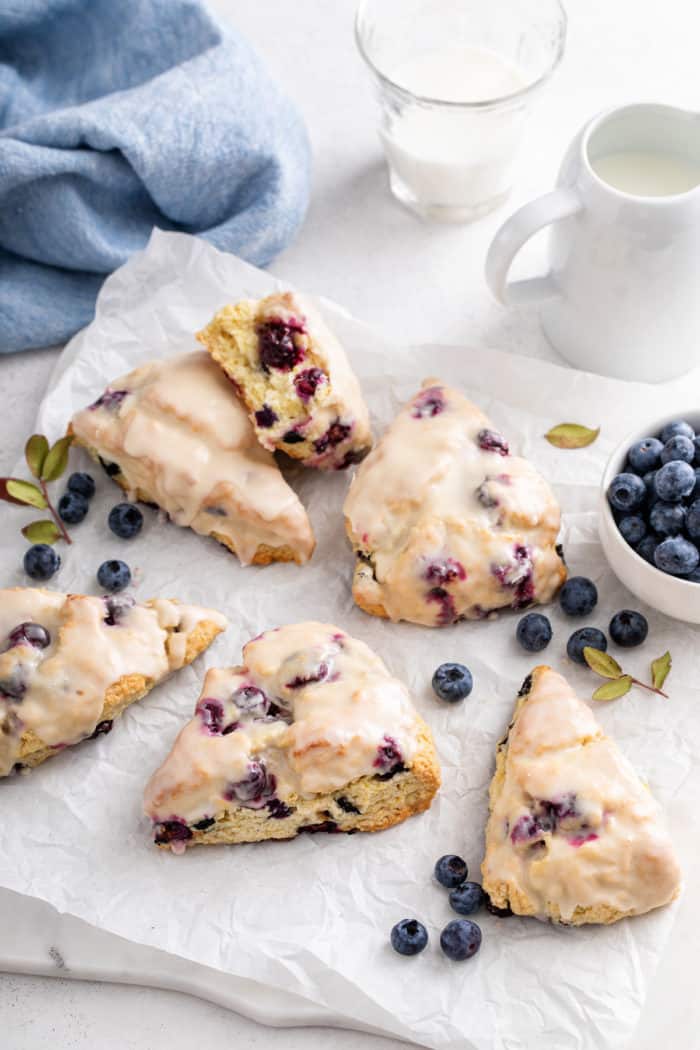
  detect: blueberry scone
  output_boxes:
[197,291,373,470]
[343,379,566,626]
[144,621,440,850]
[481,666,681,924]
[0,587,227,777]
[70,351,315,566]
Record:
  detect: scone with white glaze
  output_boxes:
[197,291,373,470]
[481,666,681,924]
[143,621,440,850]
[0,587,227,777]
[344,379,566,626]
[70,351,315,566]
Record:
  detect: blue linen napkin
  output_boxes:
[0,0,311,353]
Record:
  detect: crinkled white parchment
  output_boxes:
[1,230,699,1050]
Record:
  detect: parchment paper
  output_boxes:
[1,230,698,1050]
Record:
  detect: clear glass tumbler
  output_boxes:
[355,0,567,222]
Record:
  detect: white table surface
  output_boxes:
[2,0,699,1047]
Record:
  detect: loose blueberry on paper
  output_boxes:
[516,612,552,652]
[66,471,96,500]
[432,663,473,702]
[435,854,468,888]
[390,919,428,956]
[58,490,89,524]
[108,502,143,539]
[609,610,648,648]
[567,627,607,665]
[97,559,132,593]
[24,544,60,581]
[449,882,484,916]
[440,919,482,961]
[559,576,598,617]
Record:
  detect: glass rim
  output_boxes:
[354,0,568,111]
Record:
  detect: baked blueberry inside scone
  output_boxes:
[481,666,681,924]
[196,291,373,470]
[143,622,440,850]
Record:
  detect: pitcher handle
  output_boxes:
[485,188,582,306]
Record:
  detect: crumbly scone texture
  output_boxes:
[344,379,566,626]
[197,291,373,470]
[481,666,681,925]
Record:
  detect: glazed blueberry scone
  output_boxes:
[196,291,373,470]
[481,666,681,924]
[0,587,227,777]
[70,351,315,566]
[343,379,566,626]
[143,622,440,850]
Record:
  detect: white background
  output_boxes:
[1,0,698,1047]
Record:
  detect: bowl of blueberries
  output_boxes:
[600,413,700,623]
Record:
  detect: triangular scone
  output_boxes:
[481,666,681,924]
[343,379,566,626]
[197,291,373,470]
[143,622,440,850]
[0,587,227,776]
[70,351,315,566]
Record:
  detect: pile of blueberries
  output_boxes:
[23,470,144,594]
[607,419,700,580]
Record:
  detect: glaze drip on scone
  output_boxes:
[71,351,315,565]
[0,587,227,777]
[197,291,373,470]
[143,622,436,849]
[343,378,566,626]
[481,667,681,924]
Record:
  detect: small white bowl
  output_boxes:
[599,410,700,623]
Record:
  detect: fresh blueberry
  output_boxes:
[654,536,700,576]
[515,612,552,652]
[559,576,598,617]
[567,627,607,665]
[609,610,648,648]
[649,501,686,537]
[432,663,473,702]
[58,490,89,524]
[607,473,646,512]
[627,438,664,473]
[23,544,60,581]
[695,436,700,465]
[108,502,143,539]
[390,919,428,956]
[686,500,700,541]
[97,559,132,593]
[660,420,695,444]
[67,472,96,500]
[654,460,696,502]
[449,882,484,916]
[642,470,658,498]
[618,515,647,546]
[6,622,51,649]
[636,534,659,565]
[435,854,468,888]
[440,919,482,961]
[692,468,700,501]
[660,434,695,465]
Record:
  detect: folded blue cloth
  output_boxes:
[0,0,311,353]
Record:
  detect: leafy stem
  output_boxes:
[584,646,671,701]
[0,432,74,545]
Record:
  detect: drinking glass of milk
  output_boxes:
[355,0,567,222]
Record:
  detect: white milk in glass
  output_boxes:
[591,150,700,196]
[382,47,528,219]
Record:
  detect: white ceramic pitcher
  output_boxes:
[485,103,700,382]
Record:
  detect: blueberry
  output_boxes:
[687,566,700,583]
[58,490,89,524]
[609,610,648,648]
[449,882,484,916]
[515,612,552,652]
[257,319,305,372]
[432,663,473,702]
[97,559,132,593]
[567,627,607,665]
[440,919,482,961]
[686,500,700,541]
[660,420,695,444]
[390,919,428,956]
[559,576,598,617]
[649,501,686,537]
[627,438,664,473]
[7,622,50,650]
[695,436,700,465]
[607,473,646,512]
[654,536,700,576]
[67,472,96,499]
[643,470,658,498]
[692,468,700,501]
[108,502,143,539]
[23,544,60,581]
[660,435,695,465]
[618,515,647,546]
[435,854,468,888]
[636,534,659,565]
[654,460,696,502]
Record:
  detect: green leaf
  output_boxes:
[25,434,49,479]
[545,423,600,449]
[41,434,73,482]
[21,519,61,545]
[583,647,623,679]
[592,676,633,701]
[5,478,47,509]
[651,651,672,691]
[0,478,31,506]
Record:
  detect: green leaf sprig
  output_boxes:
[583,646,671,701]
[0,433,74,545]
[545,423,600,449]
